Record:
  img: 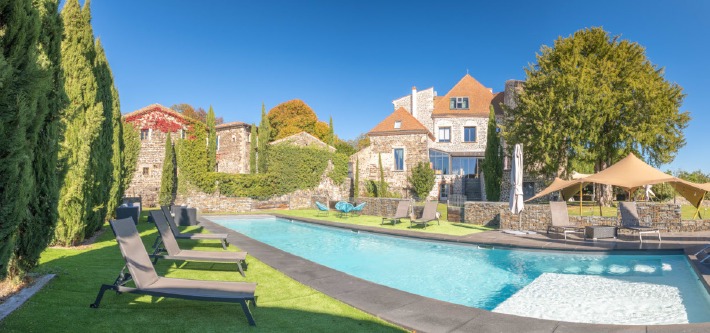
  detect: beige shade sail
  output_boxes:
[525,153,709,209]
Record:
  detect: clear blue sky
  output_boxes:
[86,0,709,173]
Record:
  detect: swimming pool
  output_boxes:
[212,216,710,325]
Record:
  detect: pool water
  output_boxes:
[212,216,710,325]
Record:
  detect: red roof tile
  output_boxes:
[432,74,497,117]
[368,107,434,140]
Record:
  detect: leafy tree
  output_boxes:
[354,159,360,197]
[206,105,217,171]
[334,139,356,156]
[257,103,270,173]
[348,133,371,151]
[171,103,223,124]
[249,123,257,173]
[313,121,330,142]
[121,120,140,190]
[503,27,689,205]
[159,133,176,206]
[0,0,45,278]
[268,99,318,140]
[409,162,435,200]
[329,116,335,146]
[55,0,106,245]
[482,105,503,201]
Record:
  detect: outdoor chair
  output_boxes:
[150,211,248,277]
[350,202,366,216]
[315,201,329,216]
[335,201,354,218]
[158,206,229,250]
[619,201,661,242]
[546,201,584,240]
[382,200,410,225]
[694,245,710,264]
[410,201,439,228]
[90,218,258,326]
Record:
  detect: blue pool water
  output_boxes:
[212,216,710,324]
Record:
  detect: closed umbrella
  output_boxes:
[510,143,524,215]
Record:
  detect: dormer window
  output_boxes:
[449,97,469,110]
[394,121,401,129]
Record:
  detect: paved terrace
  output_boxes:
[200,214,710,333]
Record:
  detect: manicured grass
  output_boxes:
[265,209,494,237]
[0,209,405,332]
[565,202,707,220]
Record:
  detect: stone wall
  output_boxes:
[125,129,177,207]
[464,202,507,226]
[215,123,251,174]
[499,170,550,203]
[392,87,436,133]
[350,133,430,198]
[430,116,488,154]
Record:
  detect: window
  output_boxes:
[449,97,469,110]
[215,162,219,172]
[180,129,186,139]
[142,167,149,176]
[429,150,450,175]
[394,121,401,129]
[140,129,149,140]
[452,157,478,177]
[394,148,404,171]
[216,135,221,151]
[463,127,476,142]
[438,127,451,142]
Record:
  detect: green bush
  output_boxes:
[409,161,435,200]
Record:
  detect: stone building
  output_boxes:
[270,131,336,152]
[123,104,251,206]
[353,74,511,201]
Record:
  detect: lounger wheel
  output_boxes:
[89,303,98,308]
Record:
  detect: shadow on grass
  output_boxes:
[450,223,495,231]
[0,211,404,332]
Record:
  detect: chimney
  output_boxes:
[411,86,417,116]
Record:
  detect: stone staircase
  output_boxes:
[464,178,482,201]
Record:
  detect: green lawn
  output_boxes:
[565,202,707,220]
[263,208,494,237]
[0,209,405,332]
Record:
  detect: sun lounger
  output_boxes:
[382,200,410,225]
[90,218,257,326]
[315,201,329,216]
[546,201,584,240]
[150,211,247,277]
[410,201,439,228]
[619,201,661,242]
[160,206,229,249]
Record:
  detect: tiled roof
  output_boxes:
[491,92,505,116]
[432,74,497,117]
[216,121,249,129]
[122,103,186,121]
[368,107,434,140]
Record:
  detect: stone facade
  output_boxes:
[392,87,436,132]
[430,116,488,154]
[270,131,336,152]
[351,133,429,197]
[215,122,251,174]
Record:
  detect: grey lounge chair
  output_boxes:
[160,206,229,250]
[410,201,440,228]
[619,201,661,242]
[382,200,410,225]
[90,218,257,326]
[150,211,247,277]
[547,201,584,240]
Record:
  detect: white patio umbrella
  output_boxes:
[509,143,524,214]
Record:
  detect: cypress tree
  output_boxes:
[257,103,271,173]
[378,153,386,197]
[94,39,123,220]
[55,0,105,246]
[159,133,176,206]
[328,116,334,147]
[11,0,67,279]
[249,123,257,173]
[482,105,503,201]
[206,105,217,171]
[0,0,44,278]
[121,120,140,191]
[354,159,360,197]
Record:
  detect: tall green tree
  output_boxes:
[503,27,689,205]
[11,0,67,279]
[55,0,106,245]
[121,120,140,191]
[257,103,271,173]
[94,39,123,220]
[328,116,334,147]
[354,159,360,197]
[482,105,503,201]
[408,162,435,200]
[249,123,257,173]
[0,0,44,278]
[206,105,217,171]
[159,133,176,206]
[378,153,386,197]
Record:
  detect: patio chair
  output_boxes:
[546,201,584,240]
[694,245,710,264]
[382,200,410,225]
[315,201,329,216]
[335,201,354,218]
[351,202,366,216]
[159,206,229,250]
[150,211,247,277]
[90,218,258,326]
[410,201,439,228]
[619,201,661,242]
